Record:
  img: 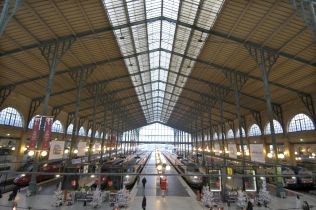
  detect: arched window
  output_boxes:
[236,127,246,138]
[78,127,85,136]
[52,120,64,133]
[264,119,283,135]
[213,133,218,140]
[87,129,92,137]
[0,107,23,127]
[95,131,99,138]
[288,113,315,132]
[28,116,36,129]
[248,124,262,136]
[227,129,234,139]
[100,132,104,139]
[67,124,73,135]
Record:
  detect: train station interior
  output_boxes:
[0,0,316,209]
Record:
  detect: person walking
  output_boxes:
[296,195,301,209]
[246,200,253,210]
[142,196,146,210]
[142,177,147,188]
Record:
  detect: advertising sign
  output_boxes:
[249,144,265,163]
[227,144,237,159]
[29,116,41,149]
[214,143,220,156]
[93,142,101,154]
[48,140,65,160]
[77,142,86,157]
[42,117,53,150]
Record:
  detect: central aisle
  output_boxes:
[128,152,203,210]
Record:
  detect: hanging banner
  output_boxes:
[42,117,53,150]
[214,143,220,156]
[228,144,237,159]
[29,116,41,149]
[249,144,265,163]
[49,140,65,160]
[77,142,86,157]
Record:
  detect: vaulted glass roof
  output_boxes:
[102,0,225,123]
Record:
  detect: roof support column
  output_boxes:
[28,38,74,195]
[100,103,108,164]
[291,0,316,40]
[245,44,284,197]
[0,0,22,37]
[68,67,95,162]
[225,71,248,190]
[201,118,206,167]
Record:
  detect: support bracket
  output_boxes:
[224,70,248,91]
[51,106,62,121]
[39,38,75,67]
[69,65,95,87]
[66,112,75,128]
[298,92,316,125]
[272,103,285,131]
[27,97,44,126]
[245,43,279,75]
[0,85,15,107]
[252,111,263,131]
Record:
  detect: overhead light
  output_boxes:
[73,149,78,154]
[64,149,69,154]
[90,175,95,178]
[55,174,60,178]
[28,150,35,156]
[277,153,285,159]
[6,133,10,136]
[300,139,304,142]
[11,147,16,151]
[267,153,273,158]
[41,151,48,157]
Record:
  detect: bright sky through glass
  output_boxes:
[102,0,225,123]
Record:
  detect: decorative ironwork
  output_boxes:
[0,85,14,107]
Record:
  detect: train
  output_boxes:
[163,152,204,188]
[205,154,315,190]
[13,160,64,186]
[13,154,102,187]
[100,152,150,190]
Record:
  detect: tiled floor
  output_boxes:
[0,154,315,210]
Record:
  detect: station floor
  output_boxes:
[0,154,315,210]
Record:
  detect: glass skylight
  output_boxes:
[102,0,225,123]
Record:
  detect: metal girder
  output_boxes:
[0,0,23,37]
[298,92,316,125]
[1,16,315,68]
[0,85,14,107]
[51,106,62,121]
[26,97,43,128]
[3,48,310,99]
[272,103,285,132]
[291,0,316,40]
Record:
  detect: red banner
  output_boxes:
[42,117,53,150]
[29,116,41,149]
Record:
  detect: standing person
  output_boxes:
[142,177,147,188]
[142,196,146,210]
[246,200,253,210]
[296,195,301,209]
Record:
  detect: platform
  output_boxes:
[0,154,315,210]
